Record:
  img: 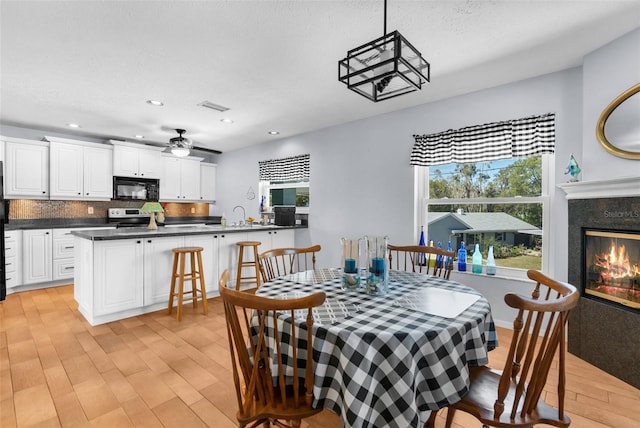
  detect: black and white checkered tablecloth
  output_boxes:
[256,269,498,428]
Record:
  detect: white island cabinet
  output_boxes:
[72,226,298,325]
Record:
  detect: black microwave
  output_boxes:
[113,176,160,201]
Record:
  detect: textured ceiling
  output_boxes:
[1,0,639,153]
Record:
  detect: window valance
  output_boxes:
[410,113,555,166]
[259,154,310,182]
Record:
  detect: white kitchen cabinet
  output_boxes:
[184,234,218,295]
[4,138,49,199]
[48,138,113,200]
[5,230,22,289]
[111,140,163,179]
[92,238,145,317]
[22,229,52,284]
[200,162,217,202]
[252,229,295,253]
[216,232,248,287]
[142,235,184,306]
[52,229,75,280]
[160,155,204,201]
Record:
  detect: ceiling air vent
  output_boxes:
[198,100,230,112]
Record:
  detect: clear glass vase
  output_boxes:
[364,235,389,295]
[340,237,362,291]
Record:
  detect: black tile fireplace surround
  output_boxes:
[567,196,640,389]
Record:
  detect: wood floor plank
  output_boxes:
[1,285,638,428]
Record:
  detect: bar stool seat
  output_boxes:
[168,246,207,321]
[235,241,262,290]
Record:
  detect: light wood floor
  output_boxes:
[1,285,639,428]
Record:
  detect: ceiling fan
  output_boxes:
[169,128,193,157]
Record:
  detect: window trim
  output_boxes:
[415,154,554,279]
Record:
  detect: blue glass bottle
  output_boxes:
[435,241,443,268]
[457,241,467,272]
[445,241,453,270]
[418,226,426,266]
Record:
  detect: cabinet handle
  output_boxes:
[64,267,74,271]
[64,246,74,249]
[6,277,11,281]
[86,193,89,195]
[147,240,152,243]
[6,262,11,266]
[77,192,81,195]
[136,240,141,244]
[5,247,10,250]
[46,232,50,235]
[42,191,46,194]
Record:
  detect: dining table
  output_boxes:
[255,268,498,428]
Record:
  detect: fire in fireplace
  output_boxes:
[584,229,640,310]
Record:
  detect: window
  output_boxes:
[258,154,310,213]
[411,113,555,278]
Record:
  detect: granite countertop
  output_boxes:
[5,216,223,231]
[71,224,305,241]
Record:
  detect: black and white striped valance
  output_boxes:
[259,154,310,182]
[410,113,555,166]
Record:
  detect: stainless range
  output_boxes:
[108,208,150,228]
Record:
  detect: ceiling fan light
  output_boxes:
[171,146,190,157]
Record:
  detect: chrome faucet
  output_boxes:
[233,205,246,225]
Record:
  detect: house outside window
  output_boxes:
[258,154,310,214]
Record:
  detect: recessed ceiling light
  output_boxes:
[67,123,81,128]
[146,99,164,106]
[220,118,234,124]
[268,131,280,135]
[134,135,145,139]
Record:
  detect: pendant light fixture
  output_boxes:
[169,129,192,157]
[338,0,430,102]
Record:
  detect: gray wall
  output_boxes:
[215,68,583,282]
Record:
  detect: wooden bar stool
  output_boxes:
[168,246,207,321]
[235,241,262,290]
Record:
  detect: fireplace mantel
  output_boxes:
[558,176,640,199]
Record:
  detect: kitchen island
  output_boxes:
[72,225,299,325]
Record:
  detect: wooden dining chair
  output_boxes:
[427,270,579,428]
[258,244,321,283]
[219,269,327,428]
[388,244,456,279]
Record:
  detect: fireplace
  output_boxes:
[583,229,640,310]
[564,188,640,389]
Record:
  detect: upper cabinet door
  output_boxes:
[200,163,217,201]
[5,140,49,199]
[84,145,113,199]
[180,158,202,201]
[112,144,141,177]
[137,149,162,179]
[160,156,181,200]
[50,142,83,199]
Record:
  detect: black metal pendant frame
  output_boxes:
[338,30,430,102]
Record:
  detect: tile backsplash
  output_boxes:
[8,200,210,220]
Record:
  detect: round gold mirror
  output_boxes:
[596,83,640,160]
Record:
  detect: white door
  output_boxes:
[184,234,217,295]
[5,141,49,198]
[113,145,141,177]
[84,146,113,199]
[22,229,52,284]
[138,148,162,178]
[94,239,144,316]
[160,156,181,200]
[200,163,216,201]
[143,236,184,306]
[217,232,248,287]
[180,158,202,201]
[50,142,83,199]
[270,229,295,249]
